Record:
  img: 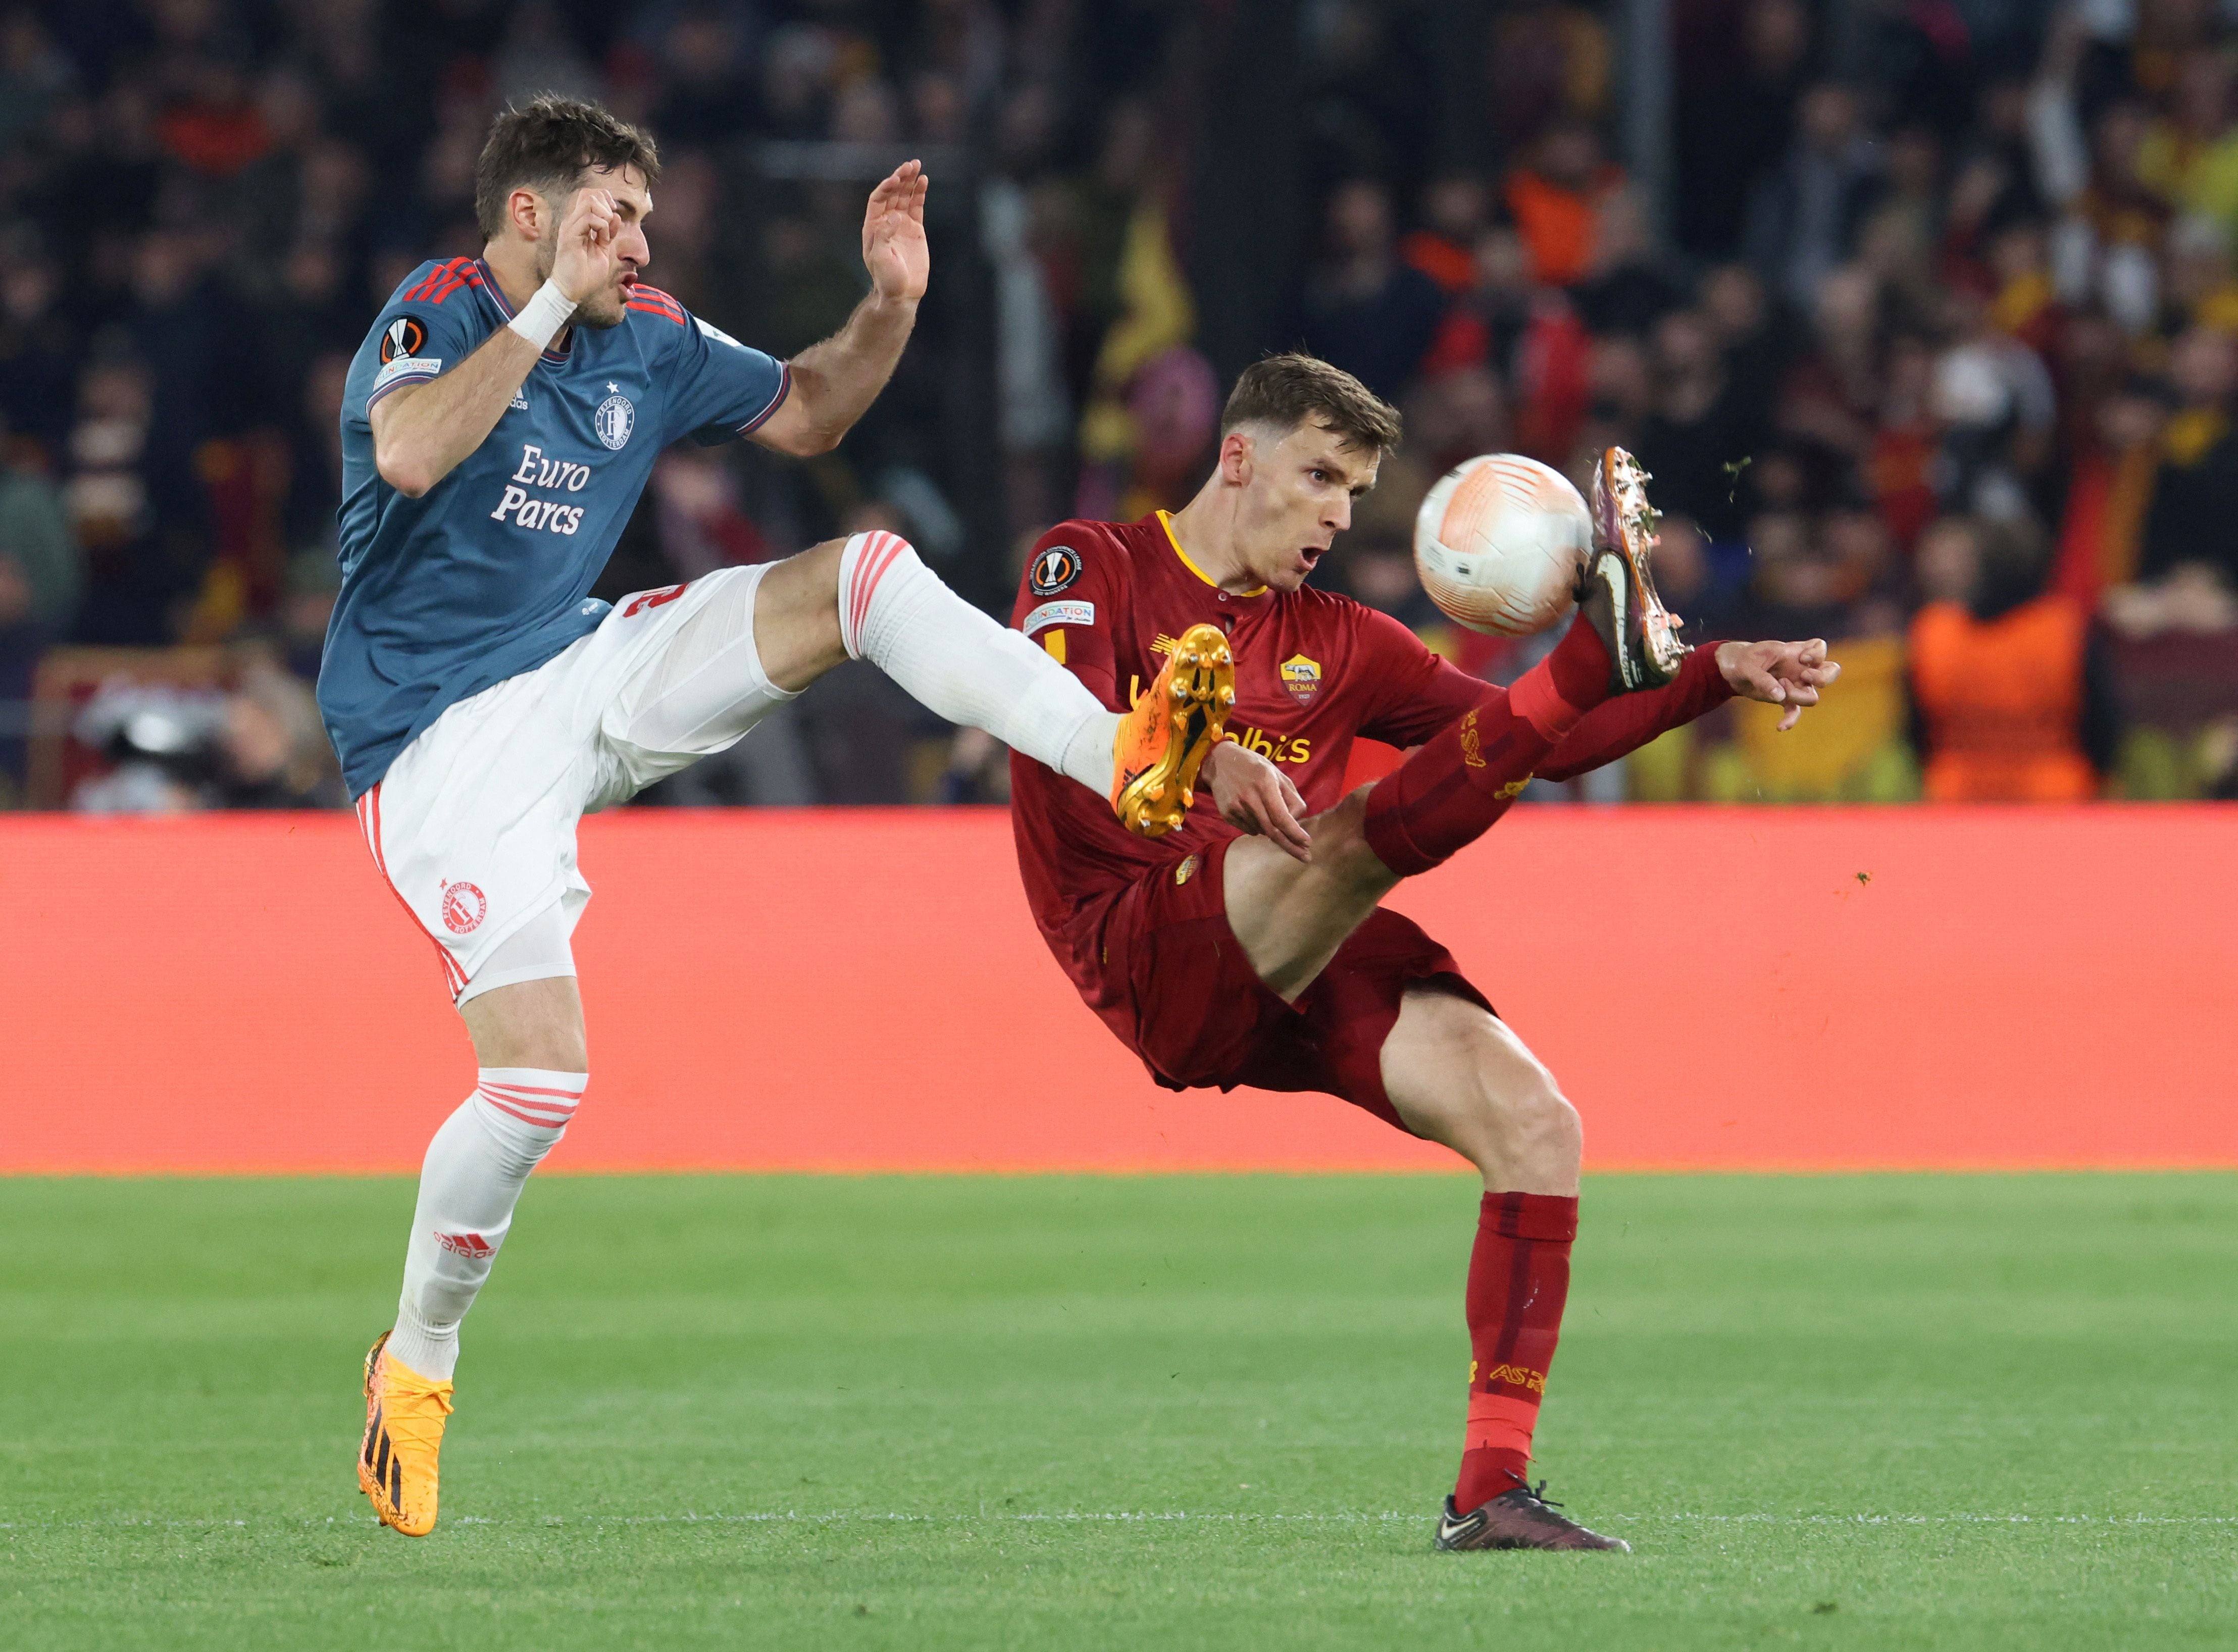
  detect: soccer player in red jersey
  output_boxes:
[1008,354,1839,1552]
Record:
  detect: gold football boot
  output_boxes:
[358,1330,454,1536]
[1111,622,1236,835]
[1582,446,1690,692]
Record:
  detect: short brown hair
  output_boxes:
[1220,352,1402,452]
[475,94,662,241]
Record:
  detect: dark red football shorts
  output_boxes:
[1084,836,1493,1130]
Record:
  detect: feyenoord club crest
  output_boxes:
[1280,652,1323,707]
[595,385,636,450]
[440,880,487,935]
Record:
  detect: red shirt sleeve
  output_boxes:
[1354,606,1488,749]
[1536,642,1735,781]
[1010,525,1123,710]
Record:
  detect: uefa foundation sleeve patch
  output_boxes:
[1021,600,1094,634]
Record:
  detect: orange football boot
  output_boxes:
[358,1330,454,1536]
[1111,621,1236,836]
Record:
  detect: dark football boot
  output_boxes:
[1579,445,1688,694]
[1435,1483,1632,1553]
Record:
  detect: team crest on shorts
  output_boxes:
[440,880,487,934]
[595,385,636,450]
[1280,653,1323,707]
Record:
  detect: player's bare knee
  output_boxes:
[753,538,848,689]
[461,976,588,1072]
[1447,1060,1579,1184]
[1501,1076,1582,1170]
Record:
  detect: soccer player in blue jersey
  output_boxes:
[340,96,1292,1534]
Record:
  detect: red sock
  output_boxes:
[1362,619,1612,877]
[1454,1191,1578,1512]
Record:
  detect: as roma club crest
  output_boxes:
[1029,544,1082,596]
[379,316,428,363]
[1280,653,1323,707]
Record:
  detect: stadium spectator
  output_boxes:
[1909,515,2116,801]
[1302,180,1446,402]
[209,657,345,810]
[1673,0,1809,259]
[1570,185,1684,339]
[1745,83,1884,311]
[1502,117,1623,288]
[2134,326,2238,601]
[1633,308,1761,541]
[64,344,185,647]
[0,415,78,796]
[1401,174,1490,296]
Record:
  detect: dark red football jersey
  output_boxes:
[1006,511,1740,1002]
[1007,511,1485,992]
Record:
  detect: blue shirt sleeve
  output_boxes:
[654,300,791,447]
[348,263,497,423]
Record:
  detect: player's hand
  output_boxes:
[861,160,929,304]
[551,186,623,306]
[1203,739,1313,863]
[1715,639,1842,732]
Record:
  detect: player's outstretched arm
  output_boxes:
[751,161,928,458]
[1535,637,1842,783]
[372,189,624,497]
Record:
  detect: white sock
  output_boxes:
[386,1067,586,1380]
[837,531,1120,794]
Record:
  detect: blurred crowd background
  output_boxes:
[3,0,2237,810]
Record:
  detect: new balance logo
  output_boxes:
[435,1231,494,1259]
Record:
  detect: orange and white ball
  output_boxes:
[1412,453,1593,636]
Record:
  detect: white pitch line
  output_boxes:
[3,1511,2233,1532]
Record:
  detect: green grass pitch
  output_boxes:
[3,1172,2233,1650]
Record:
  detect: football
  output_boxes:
[1412,453,1594,636]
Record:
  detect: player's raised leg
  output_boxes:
[744,530,1224,834]
[1376,989,1626,1552]
[1223,458,1675,999]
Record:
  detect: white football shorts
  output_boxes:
[355,563,794,1005]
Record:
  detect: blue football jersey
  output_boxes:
[319,257,790,797]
